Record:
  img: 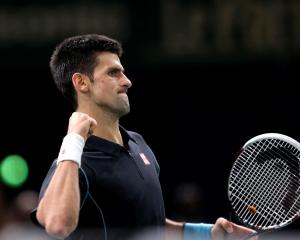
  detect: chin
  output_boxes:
[120,108,130,117]
[116,105,130,118]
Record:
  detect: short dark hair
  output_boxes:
[50,34,123,108]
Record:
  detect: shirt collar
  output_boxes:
[84,125,136,155]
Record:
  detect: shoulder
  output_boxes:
[127,130,151,147]
[127,130,145,142]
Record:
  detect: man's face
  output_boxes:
[90,51,132,117]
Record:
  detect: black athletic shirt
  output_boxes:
[31,127,166,240]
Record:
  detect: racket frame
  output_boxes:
[228,133,300,232]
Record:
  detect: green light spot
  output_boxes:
[0,154,29,187]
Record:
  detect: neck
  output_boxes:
[76,106,124,146]
[95,119,123,146]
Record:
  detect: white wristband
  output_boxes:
[57,133,85,167]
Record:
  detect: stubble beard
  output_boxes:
[99,99,130,119]
[118,100,130,118]
[116,94,131,118]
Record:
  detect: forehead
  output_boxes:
[94,51,123,70]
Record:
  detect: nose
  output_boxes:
[121,73,132,88]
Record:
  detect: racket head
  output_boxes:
[228,133,300,231]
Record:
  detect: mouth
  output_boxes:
[117,89,128,94]
[118,93,128,98]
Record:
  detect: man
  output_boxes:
[31,34,256,240]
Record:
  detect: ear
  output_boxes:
[72,73,89,93]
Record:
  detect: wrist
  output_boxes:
[183,222,213,240]
[57,132,85,167]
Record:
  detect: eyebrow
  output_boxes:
[107,66,125,72]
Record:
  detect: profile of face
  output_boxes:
[88,52,132,118]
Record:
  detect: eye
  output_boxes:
[108,69,120,77]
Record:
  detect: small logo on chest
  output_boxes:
[139,153,150,165]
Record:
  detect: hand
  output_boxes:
[211,217,257,240]
[67,112,97,140]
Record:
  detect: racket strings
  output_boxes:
[230,139,280,227]
[230,138,281,205]
[232,156,290,226]
[250,142,300,213]
[252,141,300,216]
[243,143,298,228]
[248,146,300,227]
[246,159,291,227]
[229,139,272,198]
[229,138,300,229]
[231,139,300,205]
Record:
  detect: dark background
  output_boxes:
[1,0,300,236]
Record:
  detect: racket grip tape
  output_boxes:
[183,222,213,240]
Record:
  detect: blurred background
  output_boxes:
[1,0,300,238]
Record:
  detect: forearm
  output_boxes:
[165,218,184,240]
[166,217,256,240]
[37,161,80,239]
[166,218,215,240]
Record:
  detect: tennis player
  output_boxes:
[31,34,256,240]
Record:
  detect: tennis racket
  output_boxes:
[227,133,300,240]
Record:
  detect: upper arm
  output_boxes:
[30,160,58,227]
